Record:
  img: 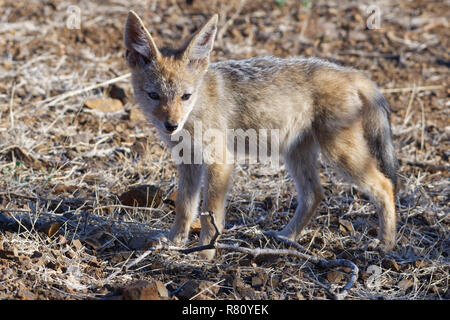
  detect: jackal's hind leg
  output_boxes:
[320,122,397,252]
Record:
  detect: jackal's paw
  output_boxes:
[367,238,395,254]
[168,228,187,246]
[197,248,216,261]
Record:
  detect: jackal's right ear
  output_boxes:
[124,11,161,67]
[183,14,218,68]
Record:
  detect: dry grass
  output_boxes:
[0,0,448,300]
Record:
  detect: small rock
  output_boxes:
[84,98,123,113]
[122,280,169,300]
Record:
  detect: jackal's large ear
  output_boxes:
[183,14,218,67]
[124,11,161,67]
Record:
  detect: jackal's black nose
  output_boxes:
[164,121,178,132]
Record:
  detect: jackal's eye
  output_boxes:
[181,93,191,101]
[147,91,160,100]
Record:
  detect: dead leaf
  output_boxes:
[1,146,44,170]
[174,280,218,300]
[83,237,102,250]
[382,258,400,272]
[119,185,163,208]
[414,260,427,268]
[53,184,77,195]
[237,285,256,300]
[84,98,123,112]
[0,248,18,259]
[398,278,414,291]
[129,108,146,121]
[296,292,305,300]
[72,239,83,251]
[327,270,344,283]
[190,219,201,234]
[44,222,61,237]
[131,138,148,157]
[106,84,127,103]
[65,249,77,259]
[58,235,67,245]
[339,218,354,233]
[17,286,36,300]
[165,189,178,207]
[128,236,149,250]
[251,275,264,289]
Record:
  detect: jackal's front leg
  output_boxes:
[199,163,233,260]
[168,164,203,245]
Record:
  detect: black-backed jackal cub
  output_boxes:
[124,12,398,260]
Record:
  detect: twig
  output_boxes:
[398,158,447,173]
[38,73,131,107]
[402,83,417,126]
[122,212,359,299]
[217,0,247,42]
[9,82,16,128]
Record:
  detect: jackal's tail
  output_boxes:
[356,75,398,191]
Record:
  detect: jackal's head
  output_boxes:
[124,11,217,135]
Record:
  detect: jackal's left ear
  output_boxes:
[183,14,218,67]
[124,11,161,67]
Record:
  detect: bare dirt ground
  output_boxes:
[0,0,448,300]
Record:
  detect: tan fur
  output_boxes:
[124,12,398,259]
